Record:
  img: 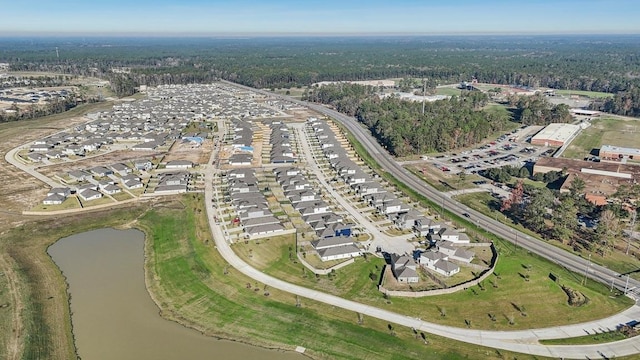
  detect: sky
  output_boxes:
[1,0,639,36]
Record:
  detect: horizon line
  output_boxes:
[1,30,640,38]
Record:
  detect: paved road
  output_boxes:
[5,145,64,189]
[295,125,415,255]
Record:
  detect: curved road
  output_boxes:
[209,83,640,358]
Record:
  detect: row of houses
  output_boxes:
[28,84,261,163]
[269,122,296,164]
[228,119,255,166]
[226,169,286,238]
[308,117,472,244]
[146,84,285,120]
[274,167,360,261]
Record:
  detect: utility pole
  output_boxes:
[625,274,631,294]
[626,210,637,255]
[582,253,591,285]
[422,78,426,115]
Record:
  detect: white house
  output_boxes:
[166,160,194,169]
[390,254,419,283]
[78,189,103,201]
[42,194,66,205]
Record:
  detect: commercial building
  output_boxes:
[534,157,640,204]
[530,123,582,147]
[599,145,640,161]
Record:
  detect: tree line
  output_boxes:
[4,36,640,97]
[0,95,81,123]
[303,83,509,155]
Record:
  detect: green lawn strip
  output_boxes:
[553,89,614,98]
[540,330,628,345]
[141,195,540,360]
[455,192,640,279]
[435,88,462,96]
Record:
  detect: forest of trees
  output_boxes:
[0,95,80,123]
[509,94,572,125]
[497,175,639,256]
[594,87,640,117]
[303,84,509,155]
[3,35,640,97]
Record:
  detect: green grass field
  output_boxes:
[554,89,614,99]
[540,330,627,345]
[141,195,541,360]
[435,87,462,96]
[235,219,633,330]
[563,117,640,159]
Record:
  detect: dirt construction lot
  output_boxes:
[0,102,116,360]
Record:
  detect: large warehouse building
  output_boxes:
[530,123,582,147]
[599,145,640,160]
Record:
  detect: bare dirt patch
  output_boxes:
[163,139,213,165]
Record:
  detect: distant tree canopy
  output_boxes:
[3,36,640,97]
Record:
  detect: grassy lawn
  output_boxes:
[554,89,614,99]
[232,195,632,330]
[30,197,81,212]
[435,87,462,96]
[140,194,538,360]
[563,117,640,159]
[484,103,515,121]
[112,192,133,201]
[540,330,628,345]
[78,196,115,207]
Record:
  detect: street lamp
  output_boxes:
[582,253,591,285]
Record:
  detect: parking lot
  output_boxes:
[426,125,550,175]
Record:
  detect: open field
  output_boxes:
[540,330,628,345]
[140,195,547,359]
[553,89,614,99]
[435,87,461,96]
[562,117,640,160]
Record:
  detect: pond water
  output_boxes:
[48,228,303,360]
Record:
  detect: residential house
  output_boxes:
[390,254,419,283]
[166,160,194,169]
[312,236,361,262]
[78,189,103,201]
[111,163,132,176]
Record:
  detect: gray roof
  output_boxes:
[317,244,361,259]
[312,236,355,250]
[245,223,285,235]
[434,260,459,273]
